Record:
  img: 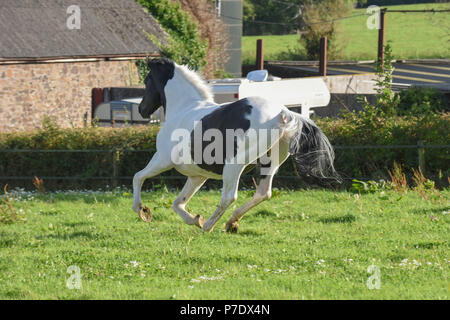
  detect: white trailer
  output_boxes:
[93,70,331,125]
[208,70,331,118]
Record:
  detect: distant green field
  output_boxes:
[0,188,448,299]
[242,3,450,64]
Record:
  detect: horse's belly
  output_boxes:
[174,164,223,180]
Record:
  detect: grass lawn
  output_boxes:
[0,187,448,299]
[242,3,450,64]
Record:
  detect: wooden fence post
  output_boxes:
[112,150,120,187]
[377,9,387,70]
[319,37,327,77]
[418,140,425,173]
[256,39,264,70]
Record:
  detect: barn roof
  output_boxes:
[0,0,167,60]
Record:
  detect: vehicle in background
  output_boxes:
[207,70,330,118]
[92,70,331,125]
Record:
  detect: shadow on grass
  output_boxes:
[0,238,14,247]
[253,209,277,218]
[317,213,356,224]
[410,206,449,215]
[37,231,103,241]
[235,229,263,237]
[62,221,94,227]
[411,241,445,249]
[2,288,31,299]
[39,210,63,216]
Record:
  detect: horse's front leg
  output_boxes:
[132,152,173,221]
[173,176,207,225]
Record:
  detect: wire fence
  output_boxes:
[1,142,448,186]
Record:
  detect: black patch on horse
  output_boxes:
[190,98,253,175]
[139,57,175,118]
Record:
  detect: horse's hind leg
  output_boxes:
[224,172,275,233]
[173,176,207,225]
[225,141,290,232]
[200,164,246,232]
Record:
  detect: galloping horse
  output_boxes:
[133,58,339,233]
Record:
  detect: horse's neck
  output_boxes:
[164,68,213,118]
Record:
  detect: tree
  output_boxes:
[136,0,207,80]
[299,0,354,60]
[177,0,230,78]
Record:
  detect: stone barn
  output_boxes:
[0,0,166,132]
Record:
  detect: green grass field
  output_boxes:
[242,3,450,64]
[0,187,448,299]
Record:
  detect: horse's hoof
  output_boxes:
[225,221,239,233]
[194,214,205,228]
[139,206,152,222]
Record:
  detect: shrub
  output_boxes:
[0,185,26,224]
[396,87,449,116]
[0,122,162,190]
[315,113,449,181]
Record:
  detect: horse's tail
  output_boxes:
[287,112,341,186]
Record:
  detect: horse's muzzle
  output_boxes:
[138,101,150,118]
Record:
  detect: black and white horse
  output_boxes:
[133,58,339,233]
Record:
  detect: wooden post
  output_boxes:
[319,37,327,76]
[112,150,120,188]
[256,39,264,70]
[377,9,387,69]
[418,140,425,173]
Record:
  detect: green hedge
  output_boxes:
[315,113,449,181]
[0,114,448,190]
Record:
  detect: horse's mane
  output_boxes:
[175,64,214,102]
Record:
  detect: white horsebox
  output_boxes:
[93,70,331,124]
[208,70,331,118]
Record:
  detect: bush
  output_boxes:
[314,113,449,181]
[0,121,162,190]
[396,87,449,116]
[0,185,26,224]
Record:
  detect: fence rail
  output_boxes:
[1,143,448,183]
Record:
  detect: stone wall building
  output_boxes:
[0,0,166,132]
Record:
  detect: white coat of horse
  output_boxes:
[133,58,339,233]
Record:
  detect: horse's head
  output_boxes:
[138,57,175,118]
